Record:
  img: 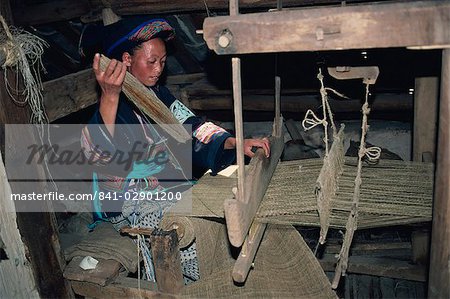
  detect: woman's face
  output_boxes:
[125,38,167,87]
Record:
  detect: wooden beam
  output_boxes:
[224,117,284,247]
[12,0,91,26]
[188,93,413,112]
[324,241,412,255]
[163,73,206,85]
[413,77,439,162]
[150,229,184,295]
[120,226,154,236]
[43,69,97,122]
[11,0,381,26]
[42,70,206,122]
[320,255,427,282]
[182,81,318,96]
[90,0,371,17]
[42,66,413,121]
[428,49,450,299]
[328,66,379,85]
[203,1,450,55]
[232,222,267,282]
[71,276,175,299]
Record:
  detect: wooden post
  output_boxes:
[274,76,281,135]
[224,124,284,247]
[428,49,450,299]
[229,0,245,201]
[411,77,437,272]
[70,277,174,299]
[150,229,184,295]
[232,58,245,200]
[229,0,239,16]
[0,2,72,297]
[0,153,39,298]
[232,222,267,282]
[413,77,439,162]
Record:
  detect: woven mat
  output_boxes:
[190,158,434,228]
[183,218,335,298]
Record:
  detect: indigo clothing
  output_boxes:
[81,85,235,216]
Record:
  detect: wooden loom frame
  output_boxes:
[202,0,450,296]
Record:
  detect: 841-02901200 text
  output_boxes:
[96,191,182,201]
[10,191,182,201]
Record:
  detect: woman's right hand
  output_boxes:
[93,53,127,102]
[93,53,127,134]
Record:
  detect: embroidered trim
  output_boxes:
[130,20,175,42]
[193,122,226,144]
[170,100,195,124]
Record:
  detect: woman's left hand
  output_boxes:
[224,137,270,158]
[243,138,270,158]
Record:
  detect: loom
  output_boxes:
[55,0,444,297]
[186,66,434,290]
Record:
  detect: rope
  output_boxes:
[302,68,347,245]
[301,69,381,288]
[0,15,49,125]
[0,15,58,191]
[203,0,213,17]
[332,82,380,288]
[302,68,340,156]
[324,87,350,100]
[137,234,142,297]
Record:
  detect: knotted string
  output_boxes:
[302,68,347,156]
[332,82,380,288]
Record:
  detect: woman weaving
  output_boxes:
[81,18,269,283]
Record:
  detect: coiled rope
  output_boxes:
[0,15,49,126]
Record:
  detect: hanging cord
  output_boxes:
[0,15,49,126]
[137,105,192,184]
[137,234,142,297]
[331,82,381,288]
[302,68,343,156]
[360,84,381,162]
[131,204,156,282]
[129,203,157,283]
[130,229,149,297]
[0,15,58,191]
[203,0,213,17]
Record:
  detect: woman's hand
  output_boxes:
[93,53,127,101]
[224,137,270,158]
[93,53,127,135]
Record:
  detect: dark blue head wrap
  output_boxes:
[80,17,175,60]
